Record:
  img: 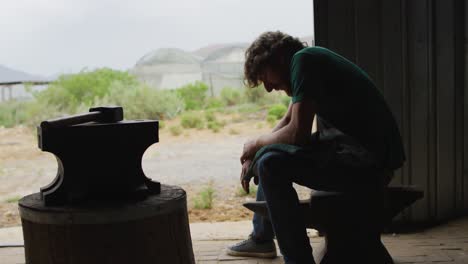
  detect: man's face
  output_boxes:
[260,68,291,96]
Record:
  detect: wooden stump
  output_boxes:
[18,185,195,264]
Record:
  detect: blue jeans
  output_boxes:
[250,149,384,264]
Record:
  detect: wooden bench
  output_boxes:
[244,186,423,264]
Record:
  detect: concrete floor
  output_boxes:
[1,217,468,263]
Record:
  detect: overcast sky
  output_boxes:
[1,0,313,76]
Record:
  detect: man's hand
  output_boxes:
[240,139,258,164]
[240,159,254,194]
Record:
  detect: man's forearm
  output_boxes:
[257,121,312,149]
[271,116,290,132]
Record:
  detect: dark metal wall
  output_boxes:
[314,0,466,222]
[464,0,468,218]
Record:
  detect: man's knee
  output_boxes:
[256,151,289,183]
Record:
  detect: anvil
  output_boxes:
[37,106,161,206]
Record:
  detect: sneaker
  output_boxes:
[226,235,277,258]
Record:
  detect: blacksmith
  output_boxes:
[226,31,405,264]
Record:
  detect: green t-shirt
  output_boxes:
[290,46,405,170]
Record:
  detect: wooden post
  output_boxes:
[19,185,195,264]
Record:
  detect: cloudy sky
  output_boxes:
[1,0,313,76]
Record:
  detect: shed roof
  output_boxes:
[0,65,48,85]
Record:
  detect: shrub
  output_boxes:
[235,103,261,114]
[281,95,291,107]
[244,85,266,103]
[5,196,21,203]
[236,186,257,197]
[268,104,288,120]
[205,97,225,109]
[158,120,165,129]
[194,186,215,209]
[95,82,184,120]
[220,87,242,106]
[176,81,208,110]
[207,121,223,133]
[266,115,277,127]
[180,112,204,129]
[169,125,182,136]
[23,101,64,127]
[0,101,30,127]
[34,68,137,114]
[204,110,216,122]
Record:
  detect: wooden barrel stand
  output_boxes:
[19,185,195,264]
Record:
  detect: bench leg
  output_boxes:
[316,232,394,264]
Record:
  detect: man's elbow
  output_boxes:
[291,131,311,146]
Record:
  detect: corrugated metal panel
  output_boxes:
[313,0,466,223]
[464,0,468,212]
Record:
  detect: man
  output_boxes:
[226,31,405,264]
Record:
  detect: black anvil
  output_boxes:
[38,106,161,206]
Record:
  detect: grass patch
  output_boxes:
[158,120,165,129]
[194,185,215,209]
[268,104,287,120]
[266,115,277,127]
[180,112,205,129]
[236,186,257,198]
[207,120,225,133]
[169,125,182,136]
[204,110,216,122]
[5,196,21,203]
[235,103,262,114]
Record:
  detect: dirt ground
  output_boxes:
[0,116,311,228]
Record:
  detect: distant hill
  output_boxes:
[0,65,47,83]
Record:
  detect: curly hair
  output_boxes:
[244,31,306,88]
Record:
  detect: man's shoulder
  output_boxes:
[293,46,333,59]
[291,47,330,72]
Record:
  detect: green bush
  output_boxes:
[220,87,242,106]
[235,103,261,114]
[268,104,288,120]
[0,100,30,127]
[18,68,185,126]
[158,120,165,129]
[34,68,137,114]
[176,81,208,110]
[266,115,277,127]
[204,110,216,122]
[244,85,266,103]
[22,101,63,127]
[194,186,215,209]
[180,112,204,129]
[96,82,184,120]
[236,186,257,197]
[207,121,223,133]
[205,97,225,109]
[5,196,21,203]
[281,95,291,107]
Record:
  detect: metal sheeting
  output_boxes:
[314,0,466,223]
